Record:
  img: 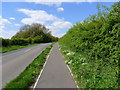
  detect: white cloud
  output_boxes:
[24,0,119,3]
[0,16,11,29]
[52,21,72,29]
[54,33,65,38]
[46,21,72,34]
[25,0,99,7]
[0,29,18,39]
[14,24,20,26]
[18,9,59,25]
[24,0,118,5]
[3,0,119,3]
[9,17,15,20]
[57,7,64,12]
[25,0,61,6]
[18,9,72,37]
[0,16,18,39]
[46,21,72,37]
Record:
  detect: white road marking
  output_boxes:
[24,49,31,53]
[33,47,53,90]
[2,48,31,57]
[2,43,51,57]
[58,45,79,89]
[66,64,79,89]
[2,52,18,57]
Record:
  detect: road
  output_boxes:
[1,43,51,88]
[35,43,77,88]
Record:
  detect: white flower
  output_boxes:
[66,51,75,55]
[68,60,72,64]
[65,60,68,64]
[82,63,87,65]
[63,50,69,53]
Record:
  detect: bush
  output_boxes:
[2,38,11,47]
[1,23,58,47]
[26,37,33,44]
[59,3,119,88]
[0,38,2,47]
[2,38,29,47]
[11,38,28,46]
[32,36,43,43]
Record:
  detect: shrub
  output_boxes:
[2,38,11,47]
[11,38,28,46]
[59,3,119,88]
[32,36,43,43]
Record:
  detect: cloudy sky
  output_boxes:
[0,0,118,38]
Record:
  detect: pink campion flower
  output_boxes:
[80,72,83,74]
[95,63,99,66]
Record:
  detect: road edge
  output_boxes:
[4,44,53,89]
[58,43,79,89]
[33,46,53,89]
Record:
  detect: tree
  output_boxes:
[12,23,58,43]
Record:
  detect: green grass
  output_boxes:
[59,43,119,88]
[0,43,44,53]
[4,43,53,89]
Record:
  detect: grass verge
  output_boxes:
[0,43,44,53]
[59,43,119,88]
[4,43,53,89]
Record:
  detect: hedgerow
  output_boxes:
[1,23,58,47]
[1,38,29,47]
[59,3,119,88]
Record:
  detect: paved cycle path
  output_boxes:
[35,43,77,88]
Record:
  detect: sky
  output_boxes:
[0,0,118,39]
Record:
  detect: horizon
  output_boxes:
[0,1,117,39]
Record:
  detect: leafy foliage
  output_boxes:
[12,23,58,43]
[1,23,58,47]
[59,3,119,88]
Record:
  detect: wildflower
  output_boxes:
[65,61,68,64]
[80,72,83,74]
[66,51,75,55]
[68,60,72,64]
[82,63,87,65]
[94,63,99,66]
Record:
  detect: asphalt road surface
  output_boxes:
[1,43,51,88]
[35,43,77,88]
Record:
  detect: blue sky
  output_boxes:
[0,1,116,38]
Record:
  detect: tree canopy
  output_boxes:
[1,23,58,47]
[12,23,58,43]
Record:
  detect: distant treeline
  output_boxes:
[1,23,58,47]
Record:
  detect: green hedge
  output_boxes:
[1,38,29,47]
[59,3,119,88]
[1,36,58,47]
